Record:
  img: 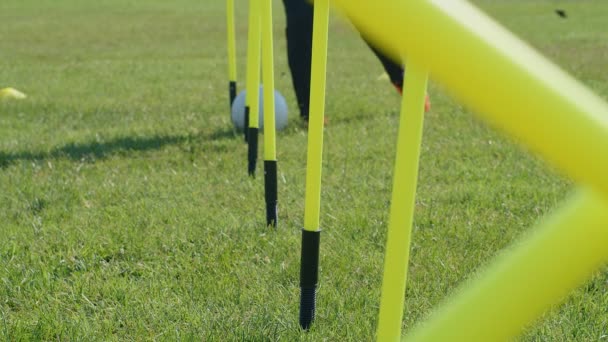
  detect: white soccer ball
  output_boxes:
[231,86,288,132]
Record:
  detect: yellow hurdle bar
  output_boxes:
[404,187,608,341]
[376,64,428,341]
[261,0,278,227]
[226,0,238,107]
[330,0,608,200]
[299,0,329,330]
[245,0,261,175]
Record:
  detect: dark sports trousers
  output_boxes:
[282,0,404,120]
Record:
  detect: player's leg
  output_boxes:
[366,40,404,91]
[282,0,314,121]
[365,38,431,111]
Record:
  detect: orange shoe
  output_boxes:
[394,84,431,112]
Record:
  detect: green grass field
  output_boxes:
[1,0,608,340]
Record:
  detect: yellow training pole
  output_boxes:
[245,0,261,175]
[226,0,238,108]
[404,187,608,341]
[299,0,329,330]
[376,64,428,341]
[331,0,608,200]
[261,0,278,227]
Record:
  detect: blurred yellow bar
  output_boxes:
[245,0,261,128]
[331,0,608,198]
[303,0,329,232]
[404,187,608,341]
[226,0,237,82]
[376,64,428,342]
[261,0,276,160]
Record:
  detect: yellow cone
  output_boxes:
[0,87,27,100]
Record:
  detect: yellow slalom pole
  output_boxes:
[245,0,261,176]
[261,0,278,227]
[299,0,329,330]
[261,0,276,163]
[330,0,608,201]
[404,187,608,341]
[226,0,238,108]
[376,64,428,341]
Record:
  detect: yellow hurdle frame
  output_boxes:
[325,0,608,340]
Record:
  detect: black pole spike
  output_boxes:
[244,106,250,142]
[299,229,321,330]
[229,81,237,109]
[247,127,258,177]
[264,160,278,227]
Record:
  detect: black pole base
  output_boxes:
[244,106,250,142]
[247,127,259,177]
[229,81,237,109]
[300,286,317,330]
[264,160,278,227]
[299,229,321,330]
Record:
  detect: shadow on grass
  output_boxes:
[0,127,239,168]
